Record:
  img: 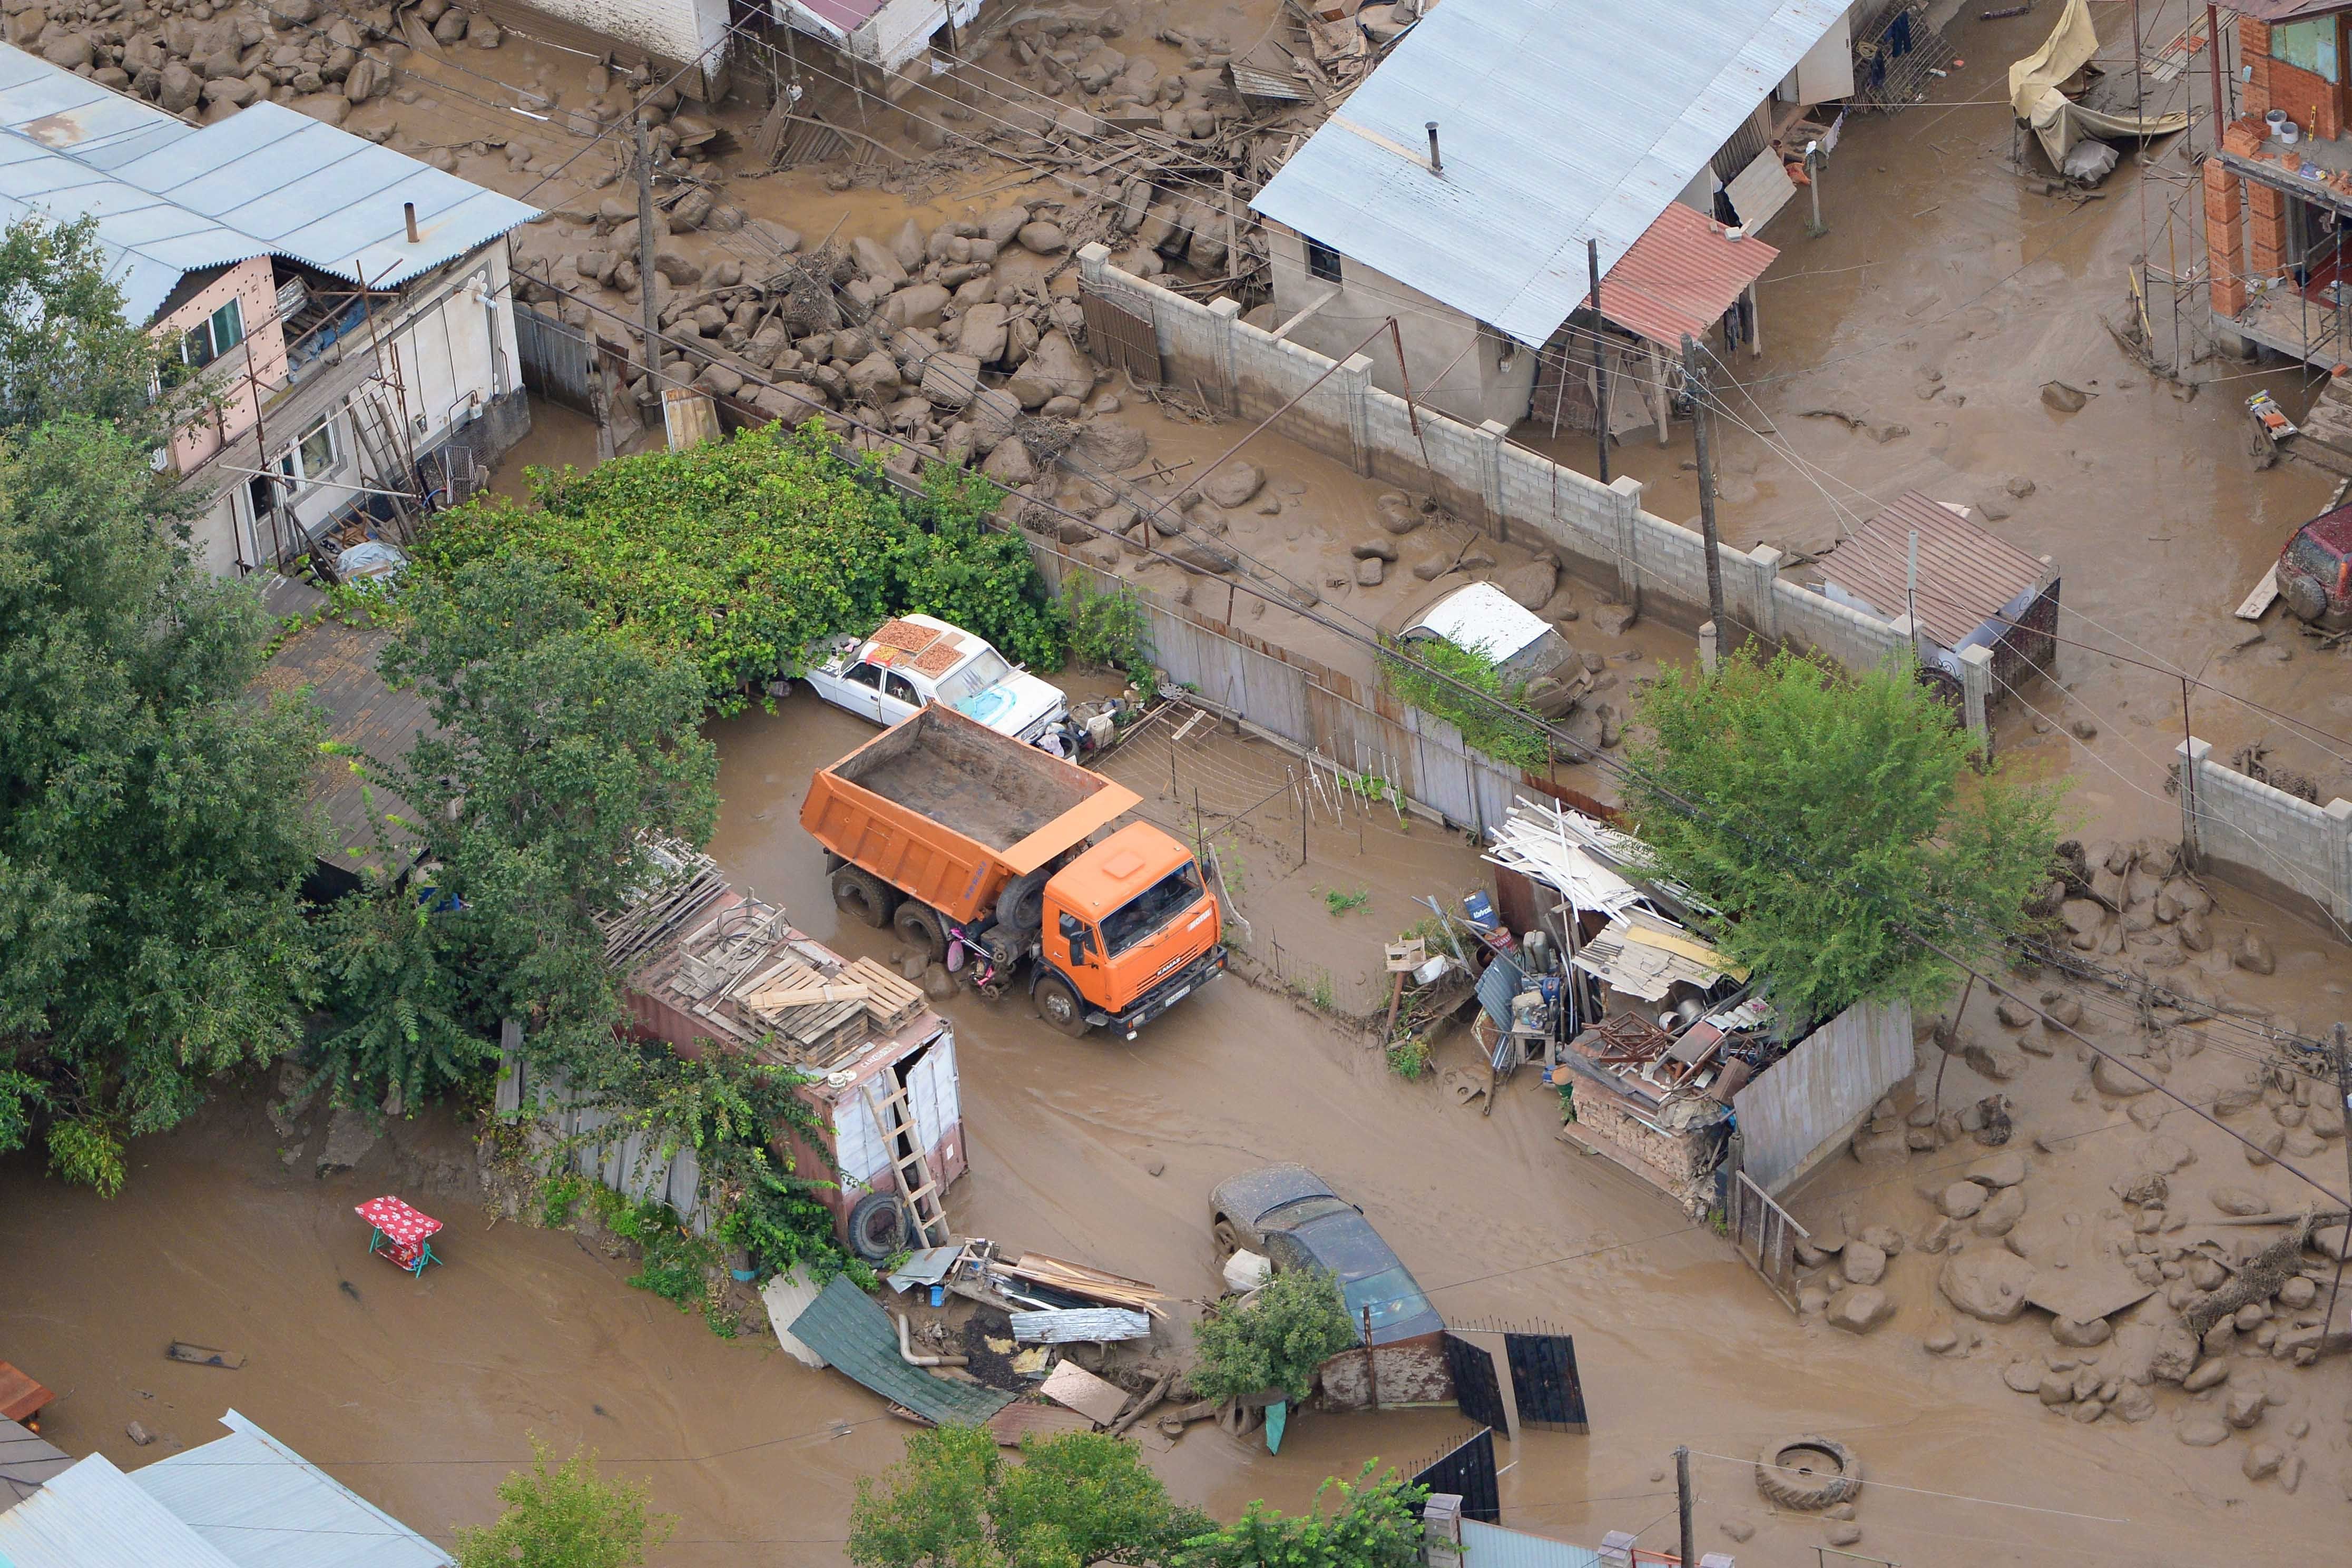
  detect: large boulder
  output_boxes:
[1498,557,1559,609]
[1938,1250,2036,1322]
[1170,536,1238,574]
[844,351,903,401]
[158,61,203,112]
[880,283,950,329]
[981,436,1036,486]
[1203,461,1263,508]
[1005,329,1092,409]
[956,301,1010,364]
[890,218,926,272]
[920,352,984,412]
[851,235,907,288]
[1072,420,1149,471]
[1825,1286,1895,1335]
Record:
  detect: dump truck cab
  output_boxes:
[1033,822,1226,1038]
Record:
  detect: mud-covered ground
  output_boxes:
[6,1,2352,1562]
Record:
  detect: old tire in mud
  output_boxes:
[894,901,946,964]
[1755,1436,1861,1511]
[1212,1217,1242,1257]
[1034,974,1094,1037]
[847,1191,910,1262]
[832,866,899,928]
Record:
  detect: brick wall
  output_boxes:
[2269,56,2340,140]
[2242,16,2272,117]
[2205,155,2248,315]
[2247,178,2290,279]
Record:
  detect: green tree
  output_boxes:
[452,1439,672,1568]
[1176,1464,1426,1568]
[0,415,323,1185]
[848,1425,1209,1568]
[0,215,174,436]
[1189,1267,1359,1406]
[1623,646,2063,1026]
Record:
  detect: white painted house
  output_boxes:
[0,44,539,576]
[778,0,985,79]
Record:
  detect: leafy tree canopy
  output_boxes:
[452,1439,673,1568]
[848,1425,1210,1568]
[1189,1266,1359,1406]
[0,215,173,437]
[0,414,322,1189]
[1623,647,2063,1026]
[1176,1463,1427,1568]
[416,424,1066,711]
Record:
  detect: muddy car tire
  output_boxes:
[2284,572,2329,624]
[832,866,898,928]
[847,1191,910,1262]
[1212,1218,1242,1257]
[894,901,945,964]
[1034,974,1093,1037]
[1755,1435,1861,1511]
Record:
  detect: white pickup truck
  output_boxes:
[802,613,1070,748]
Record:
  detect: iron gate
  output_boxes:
[1410,1428,1498,1524]
[514,303,600,412]
[1081,285,1162,386]
[1504,1332,1588,1434]
[1440,1334,1508,1432]
[1727,1167,1811,1312]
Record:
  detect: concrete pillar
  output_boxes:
[1337,352,1376,476]
[1076,240,1112,292]
[2175,737,2211,866]
[1746,543,1783,642]
[1207,296,1243,415]
[1959,643,1995,756]
[1888,614,1922,673]
[2247,179,2289,285]
[1600,1531,1636,1568]
[1608,474,1644,611]
[1699,619,1720,672]
[1420,1495,1463,1568]
[1475,418,1510,534]
[2327,797,2352,923]
[2203,158,2248,318]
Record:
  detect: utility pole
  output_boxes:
[632,117,662,387]
[1587,238,1610,483]
[1675,1447,1694,1568]
[1682,335,1727,634]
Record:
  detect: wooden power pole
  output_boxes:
[632,117,662,385]
[1682,335,1727,634]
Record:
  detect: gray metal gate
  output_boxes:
[1081,285,1161,386]
[1726,1168,1810,1313]
[514,303,599,411]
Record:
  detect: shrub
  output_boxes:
[1379,638,1548,769]
[1190,1266,1358,1405]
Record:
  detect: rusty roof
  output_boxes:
[1594,202,1778,350]
[1822,492,2051,648]
[256,620,433,876]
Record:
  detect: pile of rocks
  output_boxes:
[2048,836,2221,970]
[1788,1217,1909,1336]
[5,0,401,122]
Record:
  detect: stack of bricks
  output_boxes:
[2249,180,2290,281]
[2206,152,2248,316]
[2243,17,2273,120]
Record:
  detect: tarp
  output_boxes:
[2009,0,2189,168]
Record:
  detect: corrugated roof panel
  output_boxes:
[131,1412,451,1568]
[1252,0,1846,347]
[789,1275,1017,1426]
[1822,491,2051,647]
[0,45,538,321]
[1461,1518,1604,1568]
[1598,201,1778,348]
[0,1455,244,1568]
[0,1417,72,1506]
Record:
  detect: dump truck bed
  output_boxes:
[806,704,1142,924]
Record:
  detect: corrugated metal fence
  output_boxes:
[497,1051,709,1232]
[514,303,600,413]
[1732,998,1915,1195]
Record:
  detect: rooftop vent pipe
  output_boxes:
[1425,121,1443,174]
[403,201,419,243]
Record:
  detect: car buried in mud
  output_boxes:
[2276,502,2352,632]
[1209,1162,1442,1346]
[801,613,1071,748]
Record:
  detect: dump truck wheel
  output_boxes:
[847,1192,910,1262]
[996,867,1050,934]
[893,902,945,964]
[1755,1435,1861,1511]
[832,866,898,928]
[1034,974,1094,1037]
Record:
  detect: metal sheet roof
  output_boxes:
[789,1275,1016,1426]
[1251,0,1845,347]
[0,1418,72,1507]
[129,1410,451,1568]
[1821,491,2051,648]
[1461,1519,1603,1568]
[0,1455,244,1568]
[0,44,538,324]
[1595,201,1778,350]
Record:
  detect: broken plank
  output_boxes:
[2235,564,2280,621]
[167,1342,245,1369]
[1010,1307,1153,1343]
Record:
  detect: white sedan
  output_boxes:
[802,613,1070,747]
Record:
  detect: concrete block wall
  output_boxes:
[1075,246,1914,683]
[2178,739,2352,923]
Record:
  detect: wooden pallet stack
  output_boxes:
[739,955,927,1069]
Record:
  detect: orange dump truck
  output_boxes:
[802,702,1226,1038]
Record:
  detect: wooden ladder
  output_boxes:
[862,1077,947,1248]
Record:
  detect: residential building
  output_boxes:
[1248,0,1878,428]
[2205,4,2352,365]
[778,0,986,86]
[472,0,733,100]
[0,1408,450,1568]
[0,44,539,577]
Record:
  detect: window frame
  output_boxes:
[180,296,245,368]
[1304,236,1343,285]
[277,415,340,490]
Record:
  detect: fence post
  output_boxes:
[2327,797,2352,923]
[1699,620,1719,673]
[1336,352,1377,475]
[1208,297,1243,415]
[1607,475,1645,612]
[1746,543,1783,643]
[1076,240,1112,294]
[2174,736,2210,867]
[1959,644,1994,753]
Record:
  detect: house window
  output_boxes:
[2273,18,2339,82]
[1305,236,1343,285]
[278,415,339,488]
[180,297,244,368]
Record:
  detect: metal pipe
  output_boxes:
[2207,4,2226,149]
[893,1310,969,1367]
[1425,121,1442,173]
[403,201,418,244]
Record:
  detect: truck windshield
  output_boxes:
[1101,863,1204,955]
[935,649,1014,705]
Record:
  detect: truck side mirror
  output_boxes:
[1059,912,1093,964]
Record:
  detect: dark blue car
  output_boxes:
[1209,1163,1444,1347]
